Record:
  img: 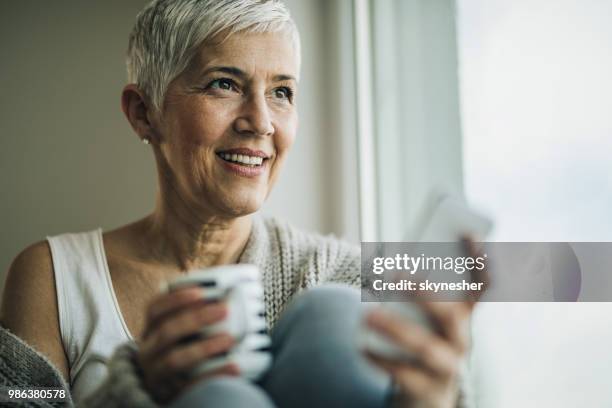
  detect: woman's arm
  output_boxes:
[0,241,70,382]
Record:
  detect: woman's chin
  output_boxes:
[216,192,266,217]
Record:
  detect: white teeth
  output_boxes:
[219,153,264,166]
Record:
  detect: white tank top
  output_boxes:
[47,228,133,403]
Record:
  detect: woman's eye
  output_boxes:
[207,78,234,91]
[274,87,293,100]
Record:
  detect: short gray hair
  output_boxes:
[127,0,299,112]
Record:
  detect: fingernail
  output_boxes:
[202,305,225,323]
[228,363,241,375]
[366,309,388,326]
[212,303,228,315]
[212,330,231,342]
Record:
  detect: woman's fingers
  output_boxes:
[152,301,229,352]
[145,340,240,404]
[149,333,236,377]
[461,235,490,304]
[419,302,471,354]
[369,353,458,408]
[365,240,482,407]
[139,289,238,404]
[366,309,460,380]
[145,287,208,333]
[365,308,464,406]
[141,301,229,355]
[367,353,436,397]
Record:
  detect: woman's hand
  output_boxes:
[365,238,487,408]
[138,287,239,404]
[366,301,471,408]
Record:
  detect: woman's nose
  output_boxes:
[233,94,274,137]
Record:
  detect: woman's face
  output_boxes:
[153,30,299,218]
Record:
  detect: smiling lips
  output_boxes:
[216,148,270,168]
[216,148,271,178]
[219,152,264,166]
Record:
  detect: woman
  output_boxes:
[0,1,475,407]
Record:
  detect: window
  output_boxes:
[457,1,612,406]
[362,0,612,405]
[363,0,465,242]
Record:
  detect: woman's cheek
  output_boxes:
[278,113,298,150]
[267,153,288,192]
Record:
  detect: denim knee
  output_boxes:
[268,284,363,345]
[169,377,275,408]
[261,284,391,408]
[285,284,362,321]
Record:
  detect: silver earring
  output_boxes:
[142,138,151,145]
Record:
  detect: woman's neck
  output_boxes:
[141,192,253,272]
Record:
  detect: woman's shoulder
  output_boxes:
[2,240,55,309]
[0,239,70,381]
[0,226,103,377]
[3,227,104,299]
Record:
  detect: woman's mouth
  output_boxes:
[217,152,265,167]
[215,152,269,178]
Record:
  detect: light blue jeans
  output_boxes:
[169,284,392,408]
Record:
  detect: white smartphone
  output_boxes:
[359,191,493,362]
[410,190,493,242]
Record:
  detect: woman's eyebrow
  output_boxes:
[200,66,296,83]
[201,66,246,78]
[273,74,296,83]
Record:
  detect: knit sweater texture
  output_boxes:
[239,216,361,328]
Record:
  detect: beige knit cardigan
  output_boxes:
[241,216,362,328]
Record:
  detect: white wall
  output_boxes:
[0,0,349,298]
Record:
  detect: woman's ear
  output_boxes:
[121,84,160,144]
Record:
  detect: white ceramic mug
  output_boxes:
[166,264,271,381]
